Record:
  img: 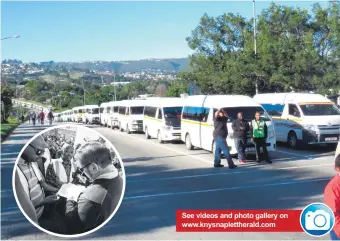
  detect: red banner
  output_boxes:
[176,210,303,232]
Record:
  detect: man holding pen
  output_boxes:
[213,108,237,169]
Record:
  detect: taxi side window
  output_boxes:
[289,104,300,117]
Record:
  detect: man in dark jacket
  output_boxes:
[213,108,237,169]
[48,111,54,126]
[64,142,123,234]
[250,112,272,164]
[232,112,249,164]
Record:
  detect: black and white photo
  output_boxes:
[12,125,125,237]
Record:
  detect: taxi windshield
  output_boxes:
[299,104,340,116]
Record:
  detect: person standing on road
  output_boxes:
[324,153,340,240]
[21,114,25,123]
[32,112,37,126]
[232,112,249,164]
[48,110,54,126]
[213,108,237,169]
[28,112,31,124]
[250,112,272,164]
[39,111,45,125]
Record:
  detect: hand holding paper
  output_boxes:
[57,183,86,202]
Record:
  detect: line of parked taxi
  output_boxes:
[55,92,340,155]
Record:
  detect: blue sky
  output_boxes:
[1,1,328,62]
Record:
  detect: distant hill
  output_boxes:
[46,58,190,73]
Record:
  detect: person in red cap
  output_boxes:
[324,153,340,240]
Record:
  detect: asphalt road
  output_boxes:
[1,122,337,240]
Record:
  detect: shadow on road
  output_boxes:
[1,156,332,240]
[1,123,335,240]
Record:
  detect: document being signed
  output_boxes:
[57,183,86,201]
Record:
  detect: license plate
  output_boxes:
[326,137,338,141]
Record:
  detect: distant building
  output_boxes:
[110,81,130,86]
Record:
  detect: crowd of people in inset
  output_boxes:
[15,129,123,235]
[213,109,272,168]
[22,110,54,126]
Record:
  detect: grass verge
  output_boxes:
[1,117,20,142]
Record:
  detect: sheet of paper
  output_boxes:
[57,183,86,201]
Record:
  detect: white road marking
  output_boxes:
[0,161,17,165]
[127,163,333,183]
[1,152,20,156]
[0,158,16,162]
[275,150,311,158]
[1,190,12,193]
[124,177,330,200]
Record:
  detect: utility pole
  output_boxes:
[253,0,259,95]
[109,93,114,101]
[113,71,117,101]
[83,79,86,106]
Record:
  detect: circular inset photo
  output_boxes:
[12,124,125,237]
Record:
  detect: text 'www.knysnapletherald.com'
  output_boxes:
[176,210,304,232]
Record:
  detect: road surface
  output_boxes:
[1,122,337,240]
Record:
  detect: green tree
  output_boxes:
[183,2,340,96]
[167,84,189,97]
[1,85,14,122]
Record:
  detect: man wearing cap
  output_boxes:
[16,136,66,233]
[64,142,123,234]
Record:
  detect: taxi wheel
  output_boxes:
[185,134,194,150]
[145,127,150,139]
[126,125,131,134]
[157,131,164,144]
[287,131,298,149]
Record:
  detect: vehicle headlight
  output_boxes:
[132,120,138,124]
[303,124,316,132]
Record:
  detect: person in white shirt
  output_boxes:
[52,144,76,184]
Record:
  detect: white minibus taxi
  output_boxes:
[57,112,62,122]
[67,110,73,122]
[61,110,68,122]
[181,95,276,156]
[118,100,146,133]
[72,106,85,123]
[83,105,100,124]
[143,97,184,143]
[254,93,340,149]
[108,101,121,129]
[100,102,111,126]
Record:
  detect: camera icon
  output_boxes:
[305,210,330,231]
